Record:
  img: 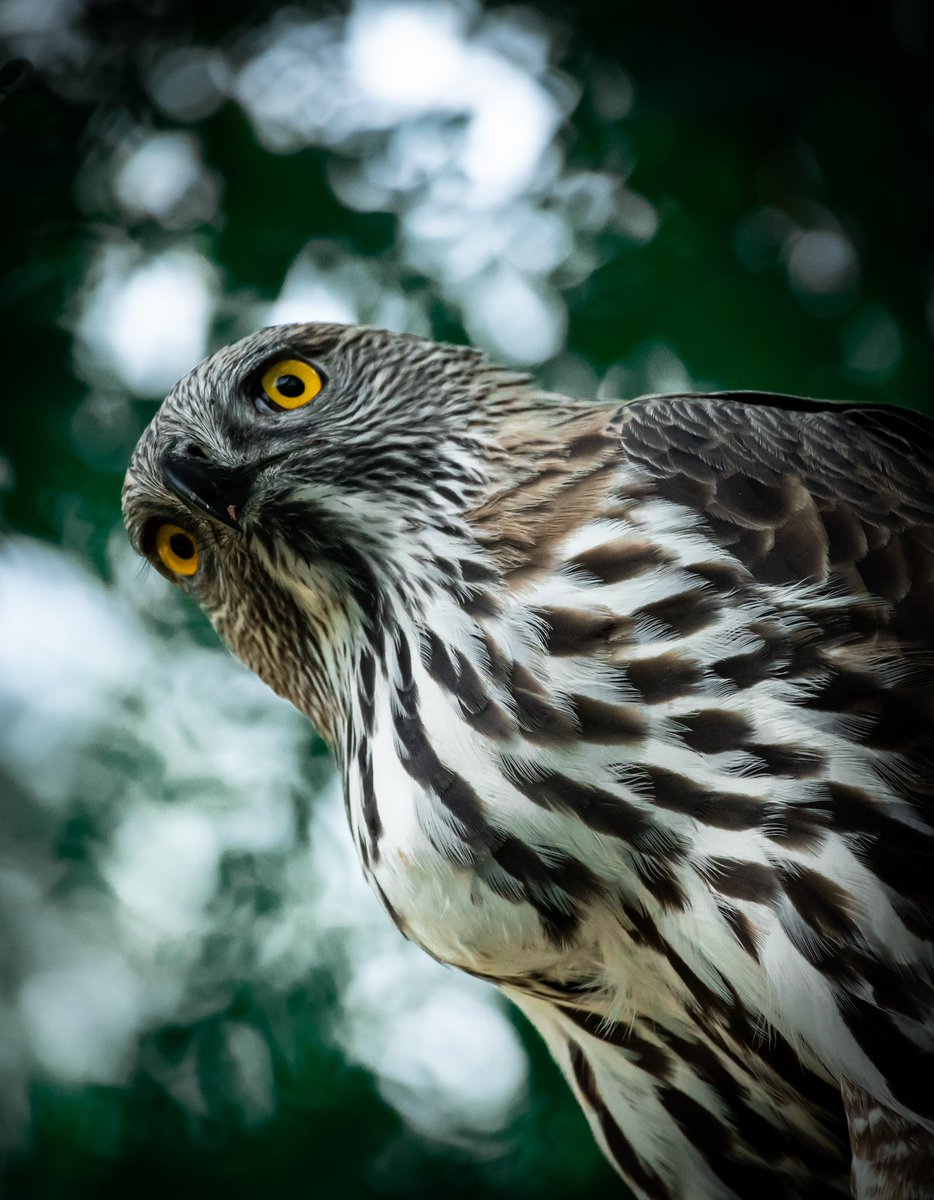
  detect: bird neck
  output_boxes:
[327,400,631,861]
[260,394,626,760]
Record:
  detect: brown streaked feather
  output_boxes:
[620,391,934,639]
[620,392,934,778]
[842,1079,934,1199]
[526,389,934,1191]
[469,406,624,585]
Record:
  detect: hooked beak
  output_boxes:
[160,453,256,531]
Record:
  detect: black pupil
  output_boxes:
[169,533,195,560]
[275,373,305,398]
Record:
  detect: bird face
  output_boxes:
[122,322,528,725]
[126,323,491,582]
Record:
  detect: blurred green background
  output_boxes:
[1,1,932,1197]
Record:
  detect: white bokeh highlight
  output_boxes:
[114,130,221,228]
[227,0,644,366]
[75,245,217,395]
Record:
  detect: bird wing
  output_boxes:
[614,390,934,959]
[617,388,934,930]
[474,392,934,1197]
[610,391,934,1193]
[618,390,934,642]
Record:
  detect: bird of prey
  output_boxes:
[123,323,934,1199]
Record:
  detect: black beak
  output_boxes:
[160,453,256,531]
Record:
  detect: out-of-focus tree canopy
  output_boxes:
[0,1,931,1197]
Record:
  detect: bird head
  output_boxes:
[122,322,543,732]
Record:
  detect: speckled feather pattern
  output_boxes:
[123,323,934,1199]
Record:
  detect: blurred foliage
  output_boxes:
[1,0,932,1197]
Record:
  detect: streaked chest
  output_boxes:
[341,661,572,977]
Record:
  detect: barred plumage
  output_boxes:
[123,323,934,1199]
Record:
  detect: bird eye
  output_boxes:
[259,358,323,411]
[155,523,199,576]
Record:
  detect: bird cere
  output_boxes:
[123,322,934,1199]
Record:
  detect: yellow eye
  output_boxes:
[155,523,199,577]
[260,358,323,410]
